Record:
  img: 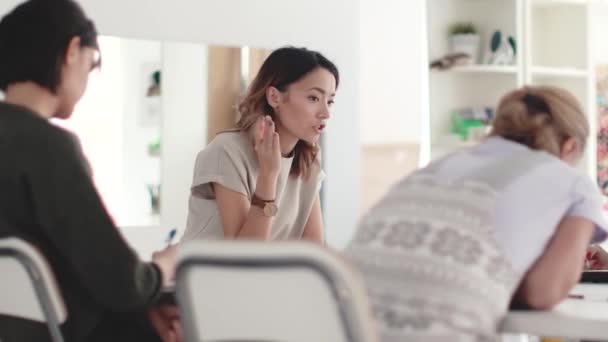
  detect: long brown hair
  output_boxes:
[490,85,588,157]
[236,46,339,179]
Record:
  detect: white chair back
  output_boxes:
[0,238,67,342]
[176,241,377,342]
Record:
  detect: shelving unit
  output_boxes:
[431,65,519,74]
[533,0,589,7]
[425,0,597,180]
[530,66,589,78]
[425,0,523,163]
[526,0,596,177]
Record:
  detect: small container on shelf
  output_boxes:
[451,107,494,141]
[146,184,161,214]
[147,137,161,157]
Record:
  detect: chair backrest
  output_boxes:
[0,237,67,342]
[176,241,378,342]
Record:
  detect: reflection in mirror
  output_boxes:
[53,35,270,231]
[55,36,163,226]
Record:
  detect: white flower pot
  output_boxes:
[451,34,480,63]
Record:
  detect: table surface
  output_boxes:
[502,283,608,339]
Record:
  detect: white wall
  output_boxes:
[0,0,361,248]
[359,0,427,145]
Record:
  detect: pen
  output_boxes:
[165,228,177,247]
[568,294,584,299]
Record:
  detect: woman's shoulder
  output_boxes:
[190,130,256,192]
[475,136,576,175]
[193,130,256,171]
[209,130,250,148]
[202,130,254,157]
[0,103,75,152]
[525,150,583,181]
[503,150,594,201]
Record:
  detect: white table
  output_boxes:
[501,284,608,340]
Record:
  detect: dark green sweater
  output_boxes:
[0,102,162,341]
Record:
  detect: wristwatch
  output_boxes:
[251,193,278,217]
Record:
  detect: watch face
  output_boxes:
[263,203,278,217]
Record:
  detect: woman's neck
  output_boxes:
[275,123,298,157]
[4,82,59,119]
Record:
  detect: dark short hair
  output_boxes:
[0,0,99,93]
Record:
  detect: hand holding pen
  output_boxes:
[153,228,179,286]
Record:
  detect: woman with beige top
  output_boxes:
[181,47,339,243]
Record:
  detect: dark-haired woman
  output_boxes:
[181,47,338,243]
[0,1,179,341]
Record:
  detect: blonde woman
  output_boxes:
[346,86,608,341]
[181,47,338,243]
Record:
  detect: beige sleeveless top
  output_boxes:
[181,131,325,241]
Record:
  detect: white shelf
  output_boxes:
[432,64,518,75]
[426,0,595,177]
[532,0,589,7]
[531,66,588,78]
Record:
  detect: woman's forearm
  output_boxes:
[234,173,277,239]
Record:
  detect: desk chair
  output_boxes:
[176,241,377,342]
[0,238,67,342]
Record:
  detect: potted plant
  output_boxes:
[449,22,480,64]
